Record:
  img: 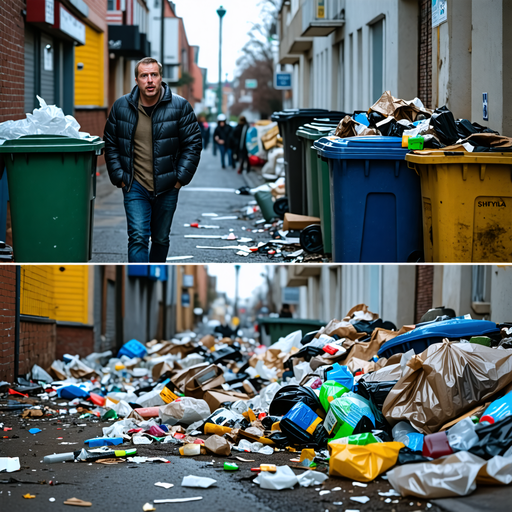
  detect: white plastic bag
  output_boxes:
[158,397,210,426]
[0,96,83,144]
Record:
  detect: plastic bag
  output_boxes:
[430,106,459,145]
[0,96,83,145]
[382,341,512,434]
[329,441,404,482]
[470,416,512,459]
[324,363,354,390]
[319,380,349,412]
[269,385,324,419]
[159,397,211,426]
[387,451,486,498]
[480,390,512,424]
[447,417,479,452]
[31,364,53,383]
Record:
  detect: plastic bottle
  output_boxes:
[446,417,479,451]
[43,451,80,464]
[480,391,512,424]
[422,431,453,459]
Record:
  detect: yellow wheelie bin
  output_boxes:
[405,151,512,262]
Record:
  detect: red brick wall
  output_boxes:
[19,320,56,375]
[0,0,25,123]
[74,109,108,166]
[415,265,434,323]
[56,324,94,360]
[0,266,17,382]
[418,0,432,109]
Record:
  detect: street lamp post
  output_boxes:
[234,264,240,318]
[216,5,226,115]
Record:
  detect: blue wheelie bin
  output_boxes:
[314,136,423,263]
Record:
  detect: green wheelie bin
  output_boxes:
[0,135,104,262]
[258,317,326,345]
[296,123,338,254]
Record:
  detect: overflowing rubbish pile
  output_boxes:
[2,305,512,506]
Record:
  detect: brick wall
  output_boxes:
[0,266,17,382]
[74,109,108,167]
[415,265,434,323]
[0,0,25,123]
[56,324,94,360]
[418,0,432,109]
[18,319,56,375]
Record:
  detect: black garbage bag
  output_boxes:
[352,318,397,335]
[469,416,512,459]
[210,346,242,364]
[199,408,250,433]
[261,415,282,430]
[301,330,321,346]
[368,111,386,128]
[279,402,329,448]
[214,324,236,337]
[377,117,413,137]
[430,106,459,145]
[357,380,398,412]
[284,346,325,371]
[269,385,325,419]
[268,431,290,447]
[456,119,499,139]
[398,447,432,465]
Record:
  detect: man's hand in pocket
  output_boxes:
[175,182,182,190]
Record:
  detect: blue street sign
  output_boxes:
[274,72,292,90]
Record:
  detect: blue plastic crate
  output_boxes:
[118,339,147,359]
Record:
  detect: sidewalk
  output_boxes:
[91,147,272,263]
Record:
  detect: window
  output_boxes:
[107,0,115,10]
[371,18,384,103]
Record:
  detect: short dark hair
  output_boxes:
[135,57,162,78]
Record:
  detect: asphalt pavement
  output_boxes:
[91,146,277,264]
[0,408,448,512]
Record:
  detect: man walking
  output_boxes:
[104,57,202,262]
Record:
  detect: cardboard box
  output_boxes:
[283,213,321,231]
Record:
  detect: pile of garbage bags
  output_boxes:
[4,305,512,500]
[334,90,510,153]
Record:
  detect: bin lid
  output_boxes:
[405,151,512,165]
[297,124,336,140]
[377,318,499,357]
[271,109,329,122]
[314,135,410,160]
[0,134,105,153]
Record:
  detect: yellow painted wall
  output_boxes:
[20,266,56,319]
[20,266,90,325]
[52,266,89,325]
[75,25,104,106]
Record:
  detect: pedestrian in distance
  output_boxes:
[231,115,251,174]
[104,57,202,263]
[198,114,210,150]
[213,114,232,169]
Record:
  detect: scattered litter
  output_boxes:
[154,497,203,504]
[154,482,174,489]
[28,428,42,435]
[350,496,370,504]
[23,493,36,499]
[181,475,217,488]
[63,497,92,507]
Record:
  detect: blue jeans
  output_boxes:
[123,179,180,263]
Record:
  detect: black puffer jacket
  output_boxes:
[104,83,202,195]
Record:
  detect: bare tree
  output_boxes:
[232,0,282,118]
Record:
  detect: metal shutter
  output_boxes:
[75,25,104,106]
[40,32,55,105]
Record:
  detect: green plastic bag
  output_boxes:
[329,432,381,445]
[319,380,349,412]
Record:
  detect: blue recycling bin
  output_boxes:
[314,136,423,263]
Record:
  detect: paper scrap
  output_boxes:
[350,496,370,504]
[181,475,217,488]
[63,497,92,507]
[154,497,203,504]
[154,482,174,489]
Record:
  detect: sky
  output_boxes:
[172,0,264,83]
[207,264,266,300]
